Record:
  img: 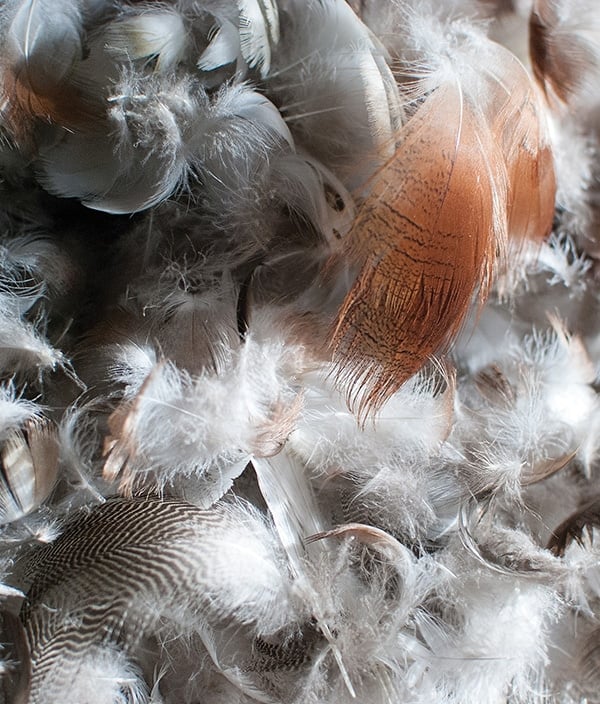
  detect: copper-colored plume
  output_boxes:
[331,84,505,417]
[331,37,557,418]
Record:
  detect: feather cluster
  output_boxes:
[0,0,599,702]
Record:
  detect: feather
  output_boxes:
[198,19,241,72]
[100,321,303,498]
[306,522,410,560]
[0,298,66,377]
[331,82,504,417]
[20,496,294,703]
[0,417,59,525]
[238,0,279,77]
[252,450,360,699]
[40,79,293,214]
[529,0,600,106]
[105,8,190,73]
[330,6,558,416]
[0,0,88,139]
[418,553,562,704]
[547,495,600,556]
[488,47,556,245]
[1,610,31,704]
[267,0,403,185]
[196,0,279,78]
[580,627,600,690]
[289,364,454,471]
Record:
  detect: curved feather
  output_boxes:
[547,495,600,556]
[104,9,190,73]
[331,82,505,417]
[238,0,279,77]
[0,417,59,525]
[1,0,88,139]
[21,496,293,702]
[529,0,599,105]
[486,44,556,243]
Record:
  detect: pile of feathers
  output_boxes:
[0,0,599,701]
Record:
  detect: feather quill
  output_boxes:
[251,451,358,698]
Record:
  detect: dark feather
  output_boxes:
[547,495,600,556]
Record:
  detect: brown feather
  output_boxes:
[529,0,595,105]
[487,45,556,244]
[1,64,94,143]
[330,84,505,417]
[547,495,600,556]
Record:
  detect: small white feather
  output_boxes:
[198,19,241,72]
[106,9,190,72]
[238,0,279,76]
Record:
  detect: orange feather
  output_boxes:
[488,46,556,243]
[331,83,506,417]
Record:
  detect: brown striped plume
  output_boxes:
[330,83,506,418]
[529,0,595,105]
[488,45,556,244]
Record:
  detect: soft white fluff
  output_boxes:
[41,78,293,213]
[102,314,304,497]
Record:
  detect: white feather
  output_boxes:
[4,0,83,85]
[105,9,190,72]
[40,79,293,214]
[237,0,279,76]
[198,19,241,72]
[101,318,303,495]
[268,0,403,185]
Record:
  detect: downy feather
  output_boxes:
[101,322,303,497]
[40,79,292,214]
[0,0,87,139]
